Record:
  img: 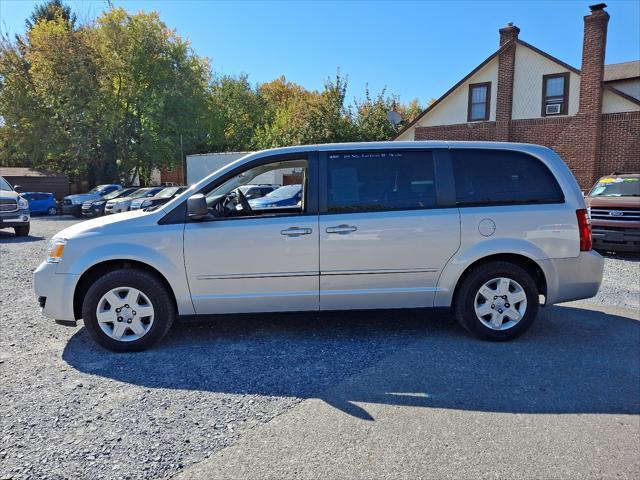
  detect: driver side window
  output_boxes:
[203,158,309,220]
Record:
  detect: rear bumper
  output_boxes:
[33,261,79,321]
[0,209,30,227]
[540,251,604,305]
[592,227,640,253]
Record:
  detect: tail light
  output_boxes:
[576,209,592,251]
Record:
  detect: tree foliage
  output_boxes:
[0,1,425,184]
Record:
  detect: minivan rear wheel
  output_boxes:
[82,268,175,352]
[454,261,539,341]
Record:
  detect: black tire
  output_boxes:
[14,224,30,236]
[81,268,175,352]
[72,212,83,218]
[47,207,58,216]
[453,261,539,341]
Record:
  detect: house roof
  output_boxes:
[0,167,67,178]
[393,39,640,140]
[604,61,640,82]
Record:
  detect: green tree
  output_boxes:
[94,7,210,184]
[25,0,76,31]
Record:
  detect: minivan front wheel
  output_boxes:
[454,261,539,341]
[82,269,175,352]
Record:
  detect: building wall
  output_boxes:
[414,111,640,189]
[409,57,499,128]
[511,44,581,119]
[598,112,640,176]
[605,78,640,100]
[602,88,640,113]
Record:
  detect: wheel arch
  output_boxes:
[450,253,547,308]
[73,259,178,320]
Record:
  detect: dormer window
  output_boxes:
[467,82,491,122]
[542,73,570,116]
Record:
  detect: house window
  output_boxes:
[467,82,491,122]
[542,73,570,116]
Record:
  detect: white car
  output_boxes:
[34,141,604,351]
[104,187,164,214]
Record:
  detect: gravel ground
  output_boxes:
[1,217,638,480]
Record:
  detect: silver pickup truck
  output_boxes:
[0,175,30,236]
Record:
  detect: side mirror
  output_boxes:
[187,193,208,220]
[13,185,23,193]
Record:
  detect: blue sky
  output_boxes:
[1,0,639,106]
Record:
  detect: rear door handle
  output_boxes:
[325,225,357,234]
[281,227,312,237]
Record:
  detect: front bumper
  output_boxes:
[540,250,605,305]
[33,261,79,322]
[592,227,640,253]
[81,203,104,217]
[61,203,82,216]
[0,209,30,227]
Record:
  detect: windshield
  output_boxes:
[129,189,151,199]
[263,185,301,199]
[87,184,110,194]
[589,178,640,197]
[156,187,180,199]
[103,189,126,200]
[0,176,12,191]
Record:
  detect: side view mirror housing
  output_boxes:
[13,185,23,193]
[187,193,208,220]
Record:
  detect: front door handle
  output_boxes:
[281,227,312,237]
[325,225,357,234]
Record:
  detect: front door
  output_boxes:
[184,154,319,314]
[319,149,460,310]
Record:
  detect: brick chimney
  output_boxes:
[496,23,519,141]
[579,3,609,114]
[575,4,609,187]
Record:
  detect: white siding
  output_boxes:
[605,78,640,101]
[512,44,580,119]
[602,88,640,113]
[416,57,498,128]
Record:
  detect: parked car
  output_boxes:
[82,188,139,218]
[61,184,122,217]
[248,184,302,210]
[0,175,30,236]
[22,192,58,216]
[104,187,165,214]
[34,141,604,352]
[585,173,640,253]
[130,186,188,211]
[238,184,280,200]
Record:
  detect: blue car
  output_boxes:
[22,192,58,215]
[248,184,302,209]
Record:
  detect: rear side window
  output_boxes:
[327,151,436,213]
[452,149,564,206]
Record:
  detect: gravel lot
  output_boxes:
[1,217,638,480]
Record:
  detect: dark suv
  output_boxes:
[586,173,640,253]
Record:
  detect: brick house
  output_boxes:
[394,3,640,189]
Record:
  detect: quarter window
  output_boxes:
[452,149,564,206]
[542,73,569,116]
[326,151,437,213]
[467,82,491,122]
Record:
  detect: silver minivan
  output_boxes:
[34,142,604,351]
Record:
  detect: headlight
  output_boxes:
[47,238,67,263]
[18,196,29,209]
